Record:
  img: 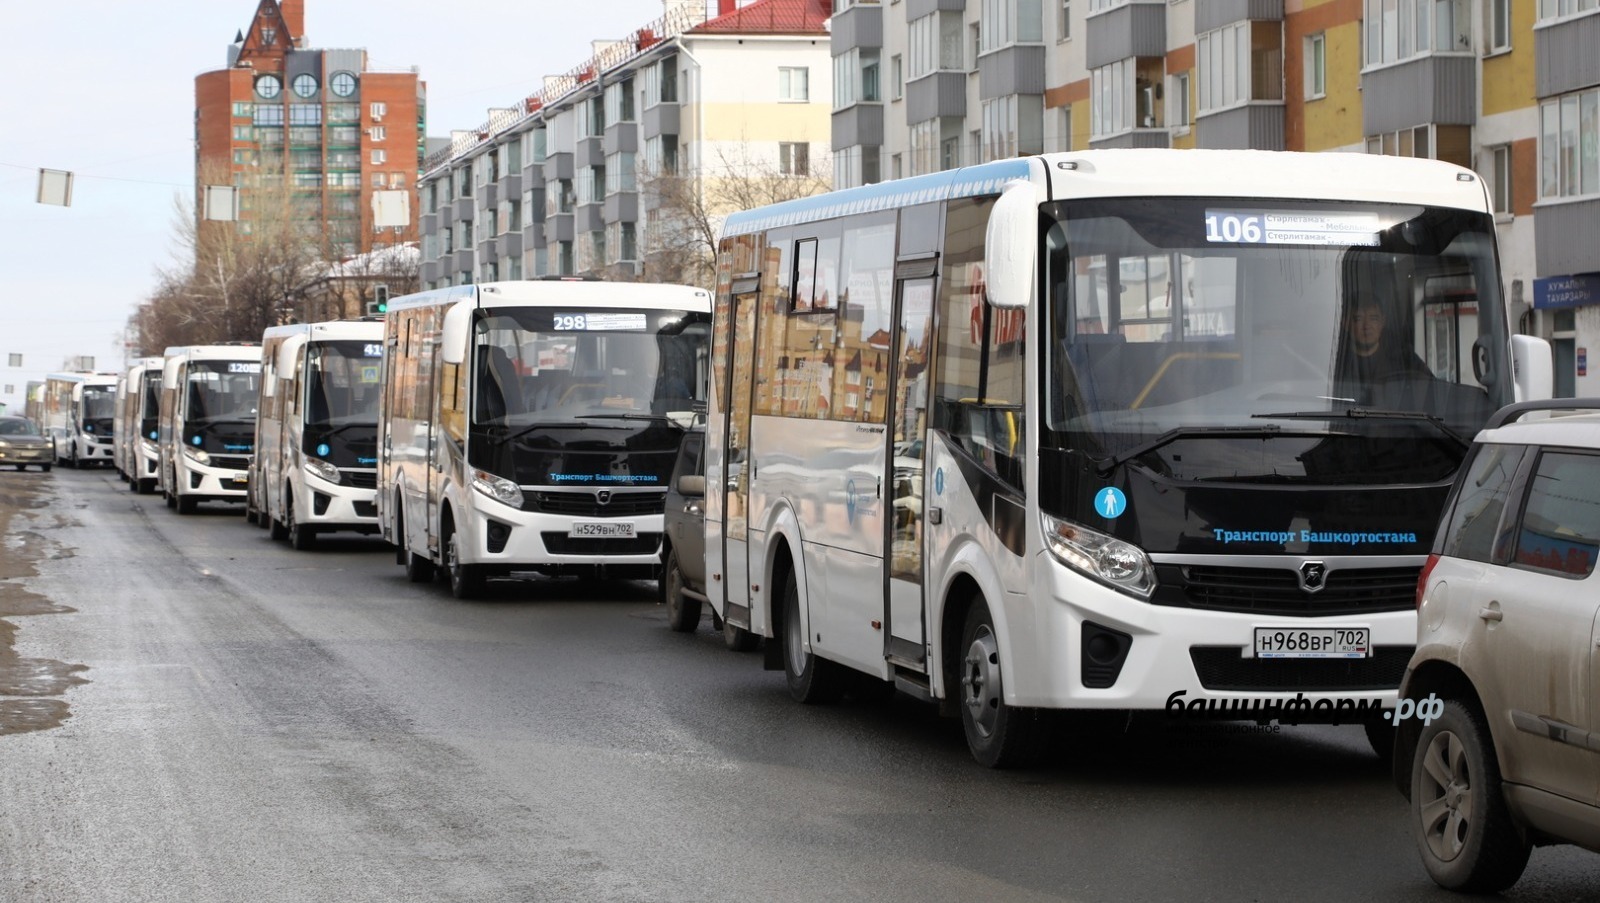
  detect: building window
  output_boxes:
[1197,22,1283,114]
[780,142,811,176]
[909,11,963,78]
[253,105,284,126]
[370,102,387,120]
[982,95,1044,161]
[1091,58,1134,136]
[1059,0,1071,39]
[605,152,636,194]
[289,104,321,126]
[232,102,254,117]
[834,49,882,109]
[980,0,1045,53]
[1540,89,1600,199]
[779,67,810,101]
[605,79,636,125]
[371,149,387,165]
[1167,72,1191,128]
[9,354,23,367]
[327,104,359,123]
[1365,0,1471,66]
[1305,33,1326,99]
[233,125,252,141]
[261,27,276,45]
[1536,0,1598,20]
[1487,0,1511,50]
[1366,123,1472,167]
[1485,144,1513,213]
[891,55,903,100]
[892,153,903,180]
[369,125,386,142]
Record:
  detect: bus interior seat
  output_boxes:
[476,346,525,420]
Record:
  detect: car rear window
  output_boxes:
[1439,443,1526,563]
[1510,450,1600,578]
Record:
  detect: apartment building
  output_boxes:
[831,0,1600,393]
[417,0,834,289]
[195,0,425,259]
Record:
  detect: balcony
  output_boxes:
[906,72,966,123]
[1535,197,1600,278]
[1361,56,1475,135]
[1195,0,1283,32]
[497,231,524,260]
[833,104,884,148]
[1195,104,1285,150]
[978,47,1046,101]
[603,122,638,156]
[831,1,883,52]
[1086,2,1165,69]
[1535,13,1600,99]
[576,136,604,169]
[642,102,679,139]
[603,192,639,224]
[543,151,574,182]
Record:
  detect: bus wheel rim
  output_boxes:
[962,626,1001,739]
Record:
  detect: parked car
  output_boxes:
[1396,399,1600,893]
[0,416,53,471]
[659,425,758,650]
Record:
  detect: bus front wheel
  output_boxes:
[959,601,1047,769]
[445,522,485,600]
[782,565,845,704]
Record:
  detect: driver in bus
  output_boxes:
[1338,300,1432,402]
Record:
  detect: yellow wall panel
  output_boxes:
[1483,0,1537,115]
[698,104,833,143]
[1302,22,1365,150]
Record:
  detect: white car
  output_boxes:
[1396,399,1600,892]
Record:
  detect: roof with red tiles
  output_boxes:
[690,0,831,35]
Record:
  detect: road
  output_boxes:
[1,468,1596,902]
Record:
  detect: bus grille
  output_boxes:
[525,491,666,517]
[1190,646,1413,692]
[1152,564,1420,616]
[342,470,378,489]
[541,533,661,556]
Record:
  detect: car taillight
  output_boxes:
[1415,553,1440,608]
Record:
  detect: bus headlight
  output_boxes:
[182,446,211,466]
[1040,511,1155,598]
[471,470,524,508]
[304,457,341,483]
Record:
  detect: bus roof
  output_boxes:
[388,280,712,314]
[261,319,382,344]
[720,149,1491,238]
[161,344,262,362]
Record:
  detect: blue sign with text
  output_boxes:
[1533,273,1600,310]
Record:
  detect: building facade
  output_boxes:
[830,0,1600,394]
[194,0,426,259]
[416,0,834,290]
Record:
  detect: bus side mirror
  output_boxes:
[1511,334,1553,402]
[984,179,1042,310]
[440,301,472,365]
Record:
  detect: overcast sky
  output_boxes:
[0,0,673,413]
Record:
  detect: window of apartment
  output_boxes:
[261,27,276,45]
[1537,0,1598,19]
[834,49,882,109]
[1197,22,1283,114]
[371,149,387,165]
[486,208,499,237]
[1484,144,1513,213]
[254,105,284,126]
[892,153,903,180]
[1488,0,1511,50]
[1167,72,1191,128]
[327,103,359,123]
[981,95,1044,161]
[607,221,638,262]
[1059,0,1072,39]
[577,165,604,205]
[643,134,679,176]
[389,172,405,189]
[458,165,473,198]
[605,78,636,125]
[232,149,256,165]
[909,11,963,78]
[294,172,321,188]
[909,119,941,174]
[233,125,252,141]
[370,101,387,120]
[1540,89,1600,199]
[232,102,254,117]
[507,138,522,172]
[780,67,811,102]
[371,172,387,188]
[971,23,982,68]
[605,152,636,194]
[1087,0,1125,13]
[370,125,387,142]
[1057,105,1073,151]
[981,0,1045,52]
[288,104,321,126]
[1366,123,1473,167]
[506,199,522,231]
[1091,58,1134,136]
[1305,33,1327,99]
[1364,0,1471,67]
[780,142,811,176]
[508,255,524,280]
[891,55,904,99]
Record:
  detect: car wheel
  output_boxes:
[1410,699,1531,893]
[445,526,484,600]
[723,616,759,652]
[959,600,1047,769]
[662,547,701,633]
[782,566,846,704]
[287,496,316,551]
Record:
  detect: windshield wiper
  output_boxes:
[308,422,375,439]
[1093,425,1283,476]
[485,421,602,446]
[576,413,671,422]
[1251,408,1469,448]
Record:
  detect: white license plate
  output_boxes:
[1254,627,1370,659]
[568,522,636,539]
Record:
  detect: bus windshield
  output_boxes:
[82,387,115,421]
[140,372,161,435]
[1042,197,1510,483]
[304,341,383,428]
[186,360,260,422]
[470,307,709,426]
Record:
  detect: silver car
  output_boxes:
[1396,399,1600,892]
[659,427,757,650]
[0,416,53,471]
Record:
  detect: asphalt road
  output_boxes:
[1,467,1597,903]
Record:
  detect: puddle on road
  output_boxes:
[0,474,87,736]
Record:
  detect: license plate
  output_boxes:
[568,522,635,539]
[1254,627,1370,659]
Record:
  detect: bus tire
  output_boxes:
[403,522,435,583]
[959,600,1047,769]
[782,565,846,704]
[445,524,485,600]
[268,511,288,541]
[176,492,198,515]
[662,547,701,632]
[41,465,52,473]
[286,496,316,551]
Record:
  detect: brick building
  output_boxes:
[194,0,427,259]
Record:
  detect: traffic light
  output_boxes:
[364,284,390,317]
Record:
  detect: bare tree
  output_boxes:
[639,143,830,289]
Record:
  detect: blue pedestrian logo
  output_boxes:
[317,443,331,456]
[1095,487,1127,519]
[846,478,858,523]
[934,467,945,496]
[192,435,203,446]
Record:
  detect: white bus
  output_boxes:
[42,372,118,467]
[249,319,385,549]
[158,344,262,514]
[707,149,1554,766]
[114,357,164,493]
[377,280,711,599]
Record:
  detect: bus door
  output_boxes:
[721,288,760,630]
[886,273,937,670]
[422,311,443,555]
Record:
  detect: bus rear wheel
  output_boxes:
[959,600,1048,769]
[782,565,845,704]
